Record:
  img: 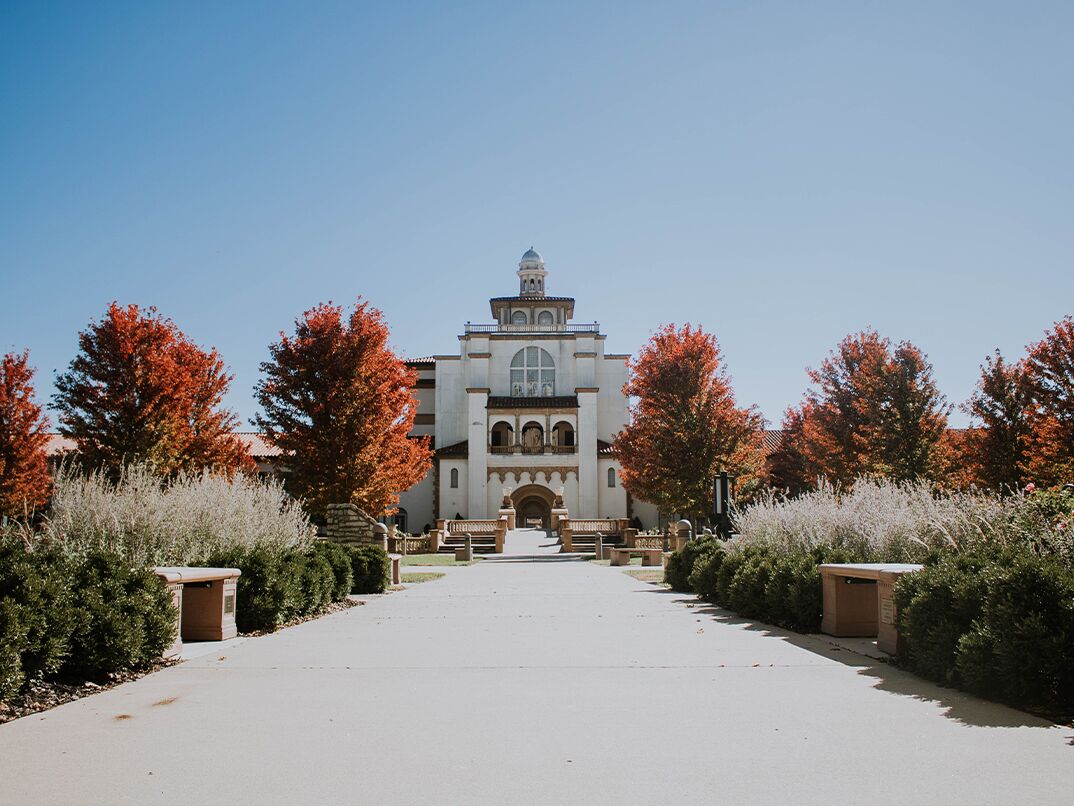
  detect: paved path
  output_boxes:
[1,558,1071,804]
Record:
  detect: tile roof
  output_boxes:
[487,395,579,409]
[406,356,436,366]
[235,432,283,458]
[435,440,468,457]
[597,439,616,456]
[45,432,284,459]
[761,429,786,455]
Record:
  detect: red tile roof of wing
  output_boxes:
[762,429,786,454]
[45,432,284,459]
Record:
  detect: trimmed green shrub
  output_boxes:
[689,543,862,633]
[689,545,725,598]
[955,555,1074,711]
[311,541,354,601]
[664,534,720,592]
[896,549,1074,712]
[893,552,992,685]
[346,545,390,594]
[61,551,176,680]
[289,551,334,618]
[0,600,27,700]
[0,538,76,687]
[209,545,298,633]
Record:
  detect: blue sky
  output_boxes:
[2,1,1072,428]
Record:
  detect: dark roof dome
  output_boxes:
[519,247,544,266]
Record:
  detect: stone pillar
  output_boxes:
[577,389,599,518]
[372,522,389,552]
[594,532,604,561]
[456,533,474,562]
[560,518,573,553]
[466,387,489,518]
[672,519,692,552]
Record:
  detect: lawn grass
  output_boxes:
[399,553,477,567]
[589,556,646,566]
[400,571,446,584]
[624,569,667,585]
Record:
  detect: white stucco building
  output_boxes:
[396,249,658,533]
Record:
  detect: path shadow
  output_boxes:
[637,588,1065,730]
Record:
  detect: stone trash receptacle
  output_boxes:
[155,567,242,643]
[819,563,923,648]
[877,566,922,654]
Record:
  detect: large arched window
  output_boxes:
[511,311,528,325]
[537,310,554,325]
[510,347,555,397]
[450,468,459,488]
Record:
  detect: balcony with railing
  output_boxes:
[488,443,577,456]
[464,322,600,334]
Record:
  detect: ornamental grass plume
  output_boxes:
[41,462,313,567]
[732,477,1069,563]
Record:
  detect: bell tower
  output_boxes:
[516,247,547,297]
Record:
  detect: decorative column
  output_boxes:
[576,387,599,519]
[466,387,489,519]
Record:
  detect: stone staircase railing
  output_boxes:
[434,517,508,553]
[558,517,637,553]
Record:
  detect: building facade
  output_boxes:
[397,249,658,533]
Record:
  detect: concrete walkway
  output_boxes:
[1,558,1071,804]
[498,526,564,557]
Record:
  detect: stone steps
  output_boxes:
[438,535,499,555]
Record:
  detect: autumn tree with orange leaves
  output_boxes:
[1022,315,1074,486]
[957,350,1031,491]
[53,303,252,478]
[613,324,764,522]
[255,300,432,517]
[0,351,52,518]
[771,330,949,490]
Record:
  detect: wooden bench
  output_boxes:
[818,563,923,653]
[609,547,663,567]
[154,567,242,657]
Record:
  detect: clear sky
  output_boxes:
[2,1,1072,429]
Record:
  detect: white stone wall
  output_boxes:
[439,459,468,519]
[396,467,434,534]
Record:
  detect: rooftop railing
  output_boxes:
[464,322,600,334]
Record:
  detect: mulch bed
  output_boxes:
[0,658,180,726]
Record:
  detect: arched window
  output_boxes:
[537,310,554,325]
[490,421,514,451]
[450,468,459,488]
[552,420,575,449]
[510,347,555,397]
[521,421,544,452]
[511,311,528,325]
[608,468,616,487]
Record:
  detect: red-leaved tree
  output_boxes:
[0,351,52,518]
[613,324,764,521]
[772,330,949,489]
[1022,315,1074,486]
[53,303,252,477]
[958,350,1031,491]
[254,299,432,517]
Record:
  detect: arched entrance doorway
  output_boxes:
[511,484,555,529]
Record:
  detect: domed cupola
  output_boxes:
[517,246,548,296]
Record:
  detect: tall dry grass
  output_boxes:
[40,463,313,566]
[733,478,1069,562]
